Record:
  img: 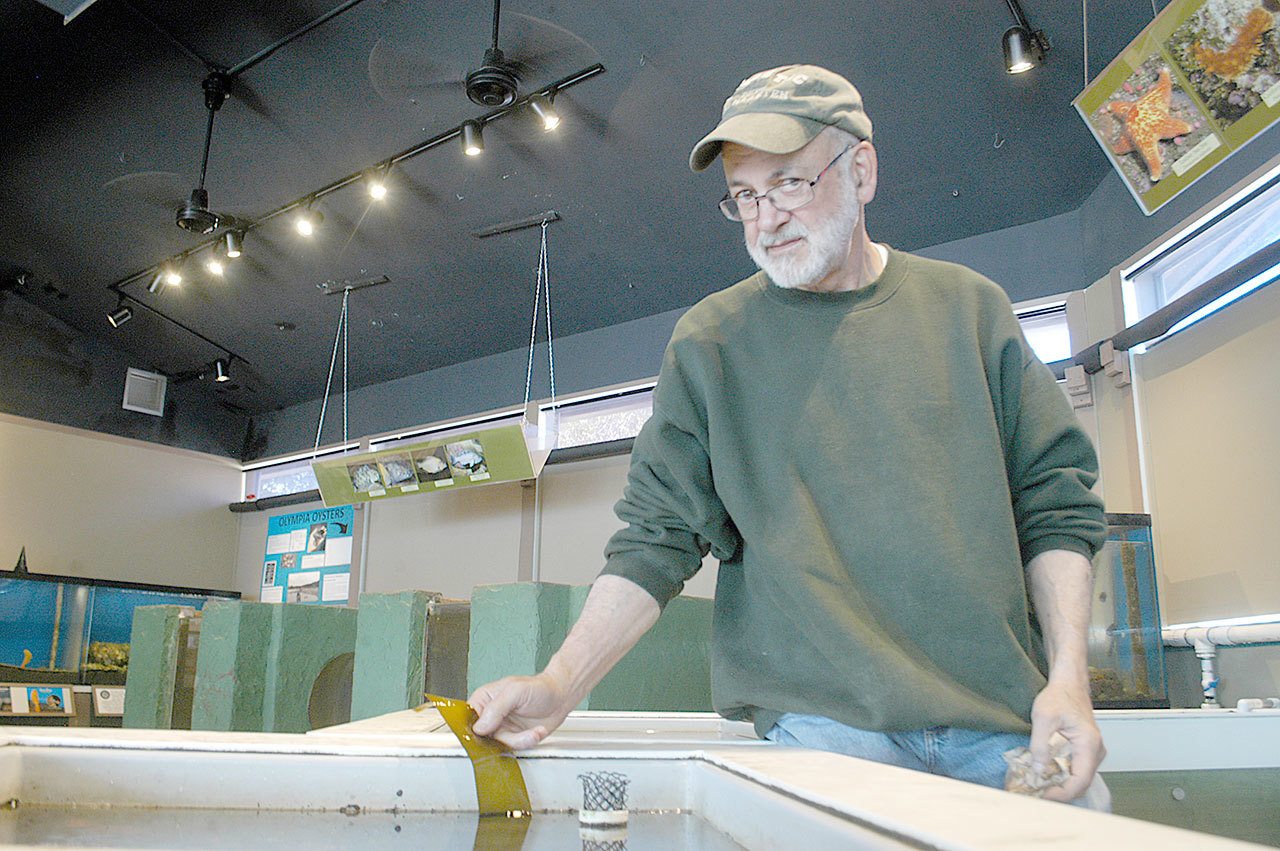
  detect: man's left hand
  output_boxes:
[1029,680,1105,802]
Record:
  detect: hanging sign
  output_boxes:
[261,505,355,605]
[1075,0,1280,215]
[311,413,557,508]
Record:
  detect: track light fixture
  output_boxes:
[529,93,560,130]
[107,301,133,327]
[367,166,389,200]
[206,257,224,276]
[213,358,231,383]
[147,271,166,294]
[295,202,323,237]
[462,119,485,156]
[223,229,243,259]
[1002,0,1050,73]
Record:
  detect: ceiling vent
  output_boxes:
[122,367,167,417]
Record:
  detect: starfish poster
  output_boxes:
[1075,0,1280,214]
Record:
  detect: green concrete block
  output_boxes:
[263,603,358,733]
[351,591,434,722]
[191,600,273,732]
[467,583,573,696]
[122,606,183,729]
[569,587,713,711]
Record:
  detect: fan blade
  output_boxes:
[368,36,466,105]
[497,13,599,82]
[101,171,191,212]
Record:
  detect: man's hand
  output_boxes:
[469,671,573,750]
[1029,679,1105,802]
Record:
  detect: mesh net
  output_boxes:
[581,839,627,851]
[578,771,630,812]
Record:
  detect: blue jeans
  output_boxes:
[765,713,1110,810]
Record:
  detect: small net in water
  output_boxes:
[578,771,630,826]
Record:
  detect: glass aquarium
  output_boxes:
[0,569,237,687]
[1088,513,1169,708]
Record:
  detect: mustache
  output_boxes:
[756,224,809,248]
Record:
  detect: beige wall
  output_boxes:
[0,413,241,589]
[1131,280,1280,624]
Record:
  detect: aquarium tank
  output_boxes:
[1089,513,1169,708]
[0,568,237,686]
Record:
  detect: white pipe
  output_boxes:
[1162,623,1280,648]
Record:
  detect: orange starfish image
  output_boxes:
[1107,69,1193,182]
[1192,7,1274,79]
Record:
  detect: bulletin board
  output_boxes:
[261,506,355,605]
[1074,0,1280,214]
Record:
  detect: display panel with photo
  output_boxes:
[446,439,488,477]
[378,455,417,487]
[1166,1,1280,130]
[412,447,454,483]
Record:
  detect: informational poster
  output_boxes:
[1075,0,1280,214]
[311,424,539,508]
[262,506,354,605]
[0,684,75,716]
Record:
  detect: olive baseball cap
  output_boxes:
[689,64,873,172]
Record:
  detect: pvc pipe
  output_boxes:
[1162,623,1280,648]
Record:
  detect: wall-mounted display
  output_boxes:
[261,506,354,605]
[1075,0,1280,214]
[0,684,75,716]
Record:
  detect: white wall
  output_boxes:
[0,413,241,589]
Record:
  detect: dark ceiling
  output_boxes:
[0,0,1161,416]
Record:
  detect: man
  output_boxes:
[472,65,1109,806]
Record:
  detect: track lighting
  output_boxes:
[1002,0,1049,73]
[295,203,323,237]
[223,230,243,258]
[461,120,484,156]
[206,257,224,276]
[529,93,560,130]
[213,358,231,383]
[107,302,133,327]
[163,266,182,287]
[367,167,389,200]
[147,271,166,294]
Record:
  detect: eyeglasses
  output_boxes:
[718,145,853,222]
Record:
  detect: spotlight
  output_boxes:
[367,168,388,200]
[147,271,166,294]
[163,267,183,287]
[1001,1,1049,74]
[529,93,560,130]
[213,358,231,383]
[295,204,323,237]
[206,257,224,276]
[223,230,243,259]
[107,302,133,327]
[461,120,484,157]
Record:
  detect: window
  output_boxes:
[1015,300,1072,364]
[1122,157,1280,351]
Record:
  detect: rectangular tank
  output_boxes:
[0,569,237,688]
[1089,513,1169,708]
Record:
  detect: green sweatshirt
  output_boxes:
[600,247,1106,737]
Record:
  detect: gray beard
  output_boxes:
[745,187,861,290]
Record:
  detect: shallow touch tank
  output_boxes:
[1087,513,1169,708]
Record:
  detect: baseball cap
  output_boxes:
[689,64,873,172]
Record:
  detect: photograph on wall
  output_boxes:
[1166,1,1280,132]
[446,438,488,478]
[347,461,383,493]
[1085,55,1218,198]
[0,686,11,713]
[378,455,417,488]
[262,506,354,606]
[27,686,71,714]
[412,447,454,484]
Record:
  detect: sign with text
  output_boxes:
[262,505,354,605]
[1075,0,1280,214]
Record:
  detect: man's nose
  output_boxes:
[754,195,790,232]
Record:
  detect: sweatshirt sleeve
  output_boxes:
[987,300,1107,565]
[599,337,742,608]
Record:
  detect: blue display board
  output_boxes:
[261,506,354,605]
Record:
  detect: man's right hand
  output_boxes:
[469,671,573,750]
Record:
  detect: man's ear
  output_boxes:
[853,141,878,204]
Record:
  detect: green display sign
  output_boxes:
[1074,0,1280,214]
[312,423,540,508]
